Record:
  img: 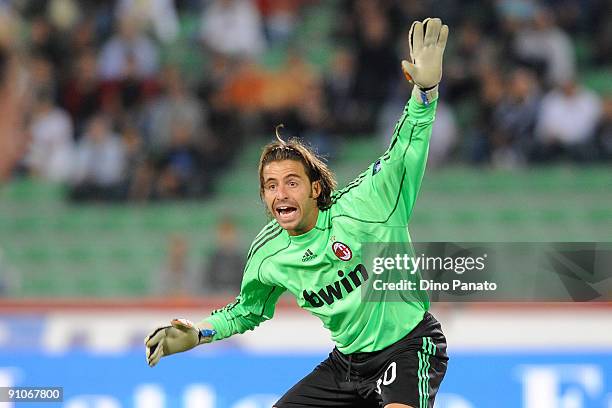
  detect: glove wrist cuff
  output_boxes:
[197,328,217,344]
[412,85,438,106]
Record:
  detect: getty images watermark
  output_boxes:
[371,252,497,292]
[361,242,612,302]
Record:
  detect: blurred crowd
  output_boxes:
[154,218,246,296]
[0,0,610,201]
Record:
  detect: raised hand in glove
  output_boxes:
[401,18,449,104]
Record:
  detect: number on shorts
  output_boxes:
[375,361,397,394]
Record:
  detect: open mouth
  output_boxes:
[275,205,298,221]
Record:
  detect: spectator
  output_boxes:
[490,68,541,167]
[119,124,154,201]
[445,20,498,103]
[591,0,612,66]
[153,119,209,199]
[324,47,360,135]
[533,79,602,162]
[198,53,244,165]
[513,7,576,87]
[144,65,207,155]
[28,15,65,70]
[26,88,74,182]
[70,114,126,200]
[352,8,398,133]
[98,14,159,81]
[550,0,583,34]
[0,246,20,296]
[115,0,179,43]
[197,53,236,102]
[595,95,612,161]
[155,234,196,297]
[469,67,505,163]
[0,8,29,182]
[2,0,610,190]
[251,50,319,123]
[47,0,81,33]
[29,55,57,98]
[106,50,159,118]
[257,0,300,45]
[293,79,336,159]
[201,218,245,294]
[261,52,318,114]
[429,101,458,167]
[496,0,538,23]
[67,15,97,54]
[60,48,105,138]
[200,0,266,58]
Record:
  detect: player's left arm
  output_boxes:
[333,18,448,223]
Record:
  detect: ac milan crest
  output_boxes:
[332,241,352,261]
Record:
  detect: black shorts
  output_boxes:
[275,312,448,408]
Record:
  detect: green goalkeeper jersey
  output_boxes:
[206,95,437,354]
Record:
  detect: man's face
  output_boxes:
[262,160,321,236]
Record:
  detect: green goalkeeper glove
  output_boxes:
[401,17,449,104]
[144,318,216,367]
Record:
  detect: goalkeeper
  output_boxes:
[145,18,449,408]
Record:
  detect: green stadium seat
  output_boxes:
[1,134,611,297]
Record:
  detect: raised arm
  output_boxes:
[332,18,448,223]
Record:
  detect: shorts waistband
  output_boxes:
[335,312,436,362]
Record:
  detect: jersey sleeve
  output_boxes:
[332,94,437,224]
[203,247,285,341]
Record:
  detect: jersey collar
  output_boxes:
[288,208,327,244]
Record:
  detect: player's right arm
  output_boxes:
[200,222,286,340]
[145,223,286,366]
[200,257,285,341]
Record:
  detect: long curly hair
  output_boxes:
[258,125,337,210]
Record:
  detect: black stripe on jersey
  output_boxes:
[211,298,241,315]
[331,172,368,204]
[247,224,282,260]
[254,221,279,242]
[216,246,289,324]
[345,170,368,186]
[337,171,368,192]
[256,240,291,283]
[331,168,406,224]
[247,225,283,261]
[331,120,407,205]
[327,121,417,225]
[226,298,241,312]
[247,226,284,262]
[331,109,411,205]
[259,286,280,317]
[214,285,281,324]
[382,113,409,161]
[249,222,280,252]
